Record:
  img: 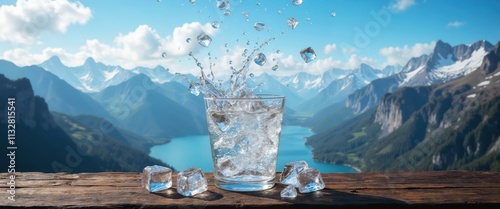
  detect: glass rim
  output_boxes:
[203,94,285,101]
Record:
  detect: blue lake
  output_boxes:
[149,126,357,173]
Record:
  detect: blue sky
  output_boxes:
[0,0,499,76]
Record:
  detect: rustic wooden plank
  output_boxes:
[1,171,499,209]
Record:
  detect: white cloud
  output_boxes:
[1,22,218,69]
[379,41,436,67]
[447,21,464,28]
[343,54,377,69]
[0,0,92,44]
[391,0,416,12]
[323,43,337,54]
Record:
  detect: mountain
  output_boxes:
[0,74,168,172]
[306,41,500,172]
[249,73,303,108]
[39,56,137,92]
[91,74,207,138]
[0,60,114,121]
[298,64,387,113]
[275,69,350,100]
[346,40,494,115]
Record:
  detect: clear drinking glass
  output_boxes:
[204,94,285,191]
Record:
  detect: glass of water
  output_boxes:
[204,95,285,191]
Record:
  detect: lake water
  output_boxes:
[150,126,356,173]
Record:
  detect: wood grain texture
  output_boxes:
[1,171,499,209]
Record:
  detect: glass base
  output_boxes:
[215,178,275,192]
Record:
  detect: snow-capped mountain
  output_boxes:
[399,40,492,86]
[248,73,303,108]
[39,56,137,92]
[274,68,351,100]
[298,64,388,112]
[347,40,494,114]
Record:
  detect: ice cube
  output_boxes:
[280,161,308,188]
[287,17,298,29]
[176,168,208,196]
[280,185,298,198]
[298,168,325,193]
[300,47,317,63]
[142,165,172,192]
[197,32,212,47]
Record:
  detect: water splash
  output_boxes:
[180,38,276,99]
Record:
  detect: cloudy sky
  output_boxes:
[0,0,499,76]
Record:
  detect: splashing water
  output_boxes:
[180,38,276,99]
[254,22,266,31]
[292,0,303,6]
[211,21,220,29]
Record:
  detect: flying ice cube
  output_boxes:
[176,168,208,196]
[254,53,267,66]
[287,18,298,29]
[292,0,303,6]
[280,161,308,188]
[197,32,212,47]
[300,47,317,63]
[298,168,325,193]
[280,185,298,198]
[254,22,266,31]
[142,165,172,192]
[217,0,230,10]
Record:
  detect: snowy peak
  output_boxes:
[402,40,493,86]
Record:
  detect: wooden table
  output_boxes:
[1,171,499,208]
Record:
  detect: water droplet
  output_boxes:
[243,31,247,35]
[300,47,317,63]
[211,21,220,29]
[331,11,336,17]
[276,50,281,54]
[278,10,282,14]
[208,52,211,56]
[246,40,250,45]
[208,15,212,19]
[157,0,161,3]
[305,17,311,21]
[254,53,267,66]
[256,2,260,6]
[287,17,298,29]
[197,62,202,67]
[162,52,167,58]
[166,68,170,71]
[242,11,249,17]
[198,10,201,13]
[229,60,232,64]
[197,32,212,47]
[224,10,231,16]
[249,73,254,77]
[217,0,230,10]
[224,43,228,48]
[188,0,196,4]
[186,38,191,43]
[272,58,276,61]
[292,0,303,6]
[272,65,279,71]
[253,22,266,31]
[280,30,285,35]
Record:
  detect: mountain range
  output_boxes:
[306,41,500,171]
[0,39,498,172]
[0,74,172,172]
